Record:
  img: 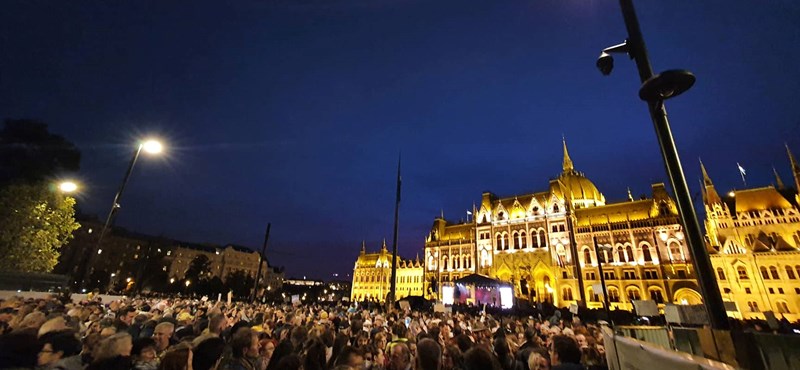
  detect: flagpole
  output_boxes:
[388,154,402,309]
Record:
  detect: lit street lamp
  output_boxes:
[74,138,165,290]
[599,0,728,330]
[58,181,79,193]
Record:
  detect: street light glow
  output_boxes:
[58,181,78,193]
[142,139,163,154]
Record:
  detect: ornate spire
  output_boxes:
[699,159,721,205]
[562,136,574,173]
[627,187,634,201]
[360,240,366,254]
[773,167,786,189]
[787,144,800,191]
[381,238,387,250]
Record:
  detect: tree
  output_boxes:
[185,254,212,285]
[0,119,81,185]
[0,182,81,272]
[225,270,255,298]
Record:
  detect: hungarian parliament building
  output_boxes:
[350,141,800,321]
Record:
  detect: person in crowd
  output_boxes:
[193,337,226,370]
[415,339,440,370]
[38,330,83,370]
[221,328,260,370]
[387,343,411,370]
[154,322,176,358]
[549,335,582,370]
[132,337,159,370]
[159,343,193,370]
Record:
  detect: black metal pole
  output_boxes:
[75,144,143,290]
[593,236,611,321]
[388,155,401,308]
[251,223,271,302]
[618,0,729,330]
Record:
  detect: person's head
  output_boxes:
[392,322,408,340]
[463,346,500,370]
[527,351,550,370]
[416,338,441,370]
[334,346,364,368]
[231,328,260,359]
[120,307,137,325]
[549,335,581,366]
[132,337,157,363]
[94,332,133,362]
[159,345,193,370]
[442,345,462,370]
[575,334,588,349]
[275,353,301,370]
[374,332,388,349]
[208,313,226,335]
[192,336,225,370]
[38,330,81,367]
[153,322,175,352]
[38,316,68,337]
[388,342,410,370]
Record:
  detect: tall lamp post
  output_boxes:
[75,139,164,290]
[598,0,729,330]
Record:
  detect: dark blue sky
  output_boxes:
[2,1,799,279]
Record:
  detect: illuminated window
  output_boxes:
[747,301,760,312]
[786,266,796,280]
[627,287,641,301]
[583,248,592,265]
[760,266,770,280]
[649,288,664,303]
[642,245,652,262]
[776,301,791,314]
[608,288,620,302]
[562,287,573,301]
[737,266,749,280]
[519,231,527,248]
[625,246,634,262]
[716,267,726,280]
[770,266,779,279]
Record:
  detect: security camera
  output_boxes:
[597,52,614,76]
[596,41,629,76]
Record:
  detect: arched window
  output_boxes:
[625,245,634,262]
[602,247,612,264]
[556,245,568,266]
[427,255,435,270]
[587,287,597,302]
[583,248,593,265]
[453,255,460,269]
[642,245,652,262]
[796,265,800,278]
[716,267,726,280]
[553,204,560,213]
[520,231,528,248]
[480,250,489,267]
[511,232,519,249]
[616,246,625,263]
[776,301,791,314]
[562,287,574,301]
[760,266,770,280]
[531,230,540,248]
[747,301,760,312]
[627,287,641,301]
[770,266,780,279]
[442,256,449,271]
[496,234,503,251]
[502,234,509,250]
[737,266,749,280]
[608,287,620,303]
[669,242,683,261]
[649,288,664,303]
[786,266,797,280]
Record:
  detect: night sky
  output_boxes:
[2,1,799,279]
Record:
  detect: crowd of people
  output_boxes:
[0,293,609,370]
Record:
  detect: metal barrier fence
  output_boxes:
[616,325,800,369]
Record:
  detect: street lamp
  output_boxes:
[58,181,79,193]
[598,0,729,331]
[74,138,165,290]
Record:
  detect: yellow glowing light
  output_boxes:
[185,280,191,286]
[141,139,163,154]
[728,191,735,197]
[58,181,78,193]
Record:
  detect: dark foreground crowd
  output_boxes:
[0,294,608,370]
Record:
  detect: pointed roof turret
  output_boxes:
[381,238,387,251]
[562,136,574,173]
[627,187,634,201]
[787,144,800,191]
[700,159,722,205]
[360,240,366,255]
[773,167,786,189]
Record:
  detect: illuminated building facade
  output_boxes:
[167,244,283,289]
[704,146,800,320]
[351,240,424,302]
[423,141,701,311]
